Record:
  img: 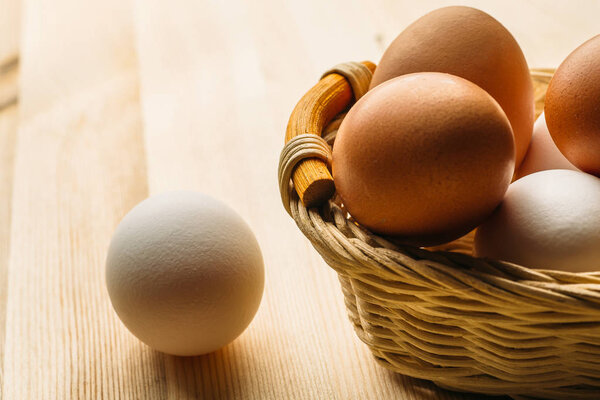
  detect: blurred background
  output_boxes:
[0,0,598,399]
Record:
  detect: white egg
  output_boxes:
[474,170,600,272]
[106,191,264,356]
[515,112,578,180]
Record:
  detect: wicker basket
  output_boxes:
[278,61,600,400]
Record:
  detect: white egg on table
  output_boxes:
[475,170,600,272]
[106,191,264,356]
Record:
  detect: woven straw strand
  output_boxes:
[278,134,332,216]
[322,61,372,101]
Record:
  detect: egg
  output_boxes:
[106,191,264,356]
[475,170,600,272]
[515,112,578,180]
[332,72,515,246]
[370,6,534,168]
[545,35,600,176]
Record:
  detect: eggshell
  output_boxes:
[515,112,579,180]
[370,6,534,168]
[475,170,600,272]
[545,35,600,176]
[333,72,515,246]
[106,191,264,356]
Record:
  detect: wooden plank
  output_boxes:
[0,105,17,396]
[0,56,18,112]
[1,0,164,398]
[134,1,489,398]
[0,0,20,394]
[0,0,20,65]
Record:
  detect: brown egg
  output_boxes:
[545,35,600,176]
[370,6,533,168]
[515,112,579,180]
[332,73,515,246]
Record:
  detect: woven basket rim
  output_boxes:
[288,190,600,311]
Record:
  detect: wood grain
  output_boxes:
[0,0,20,66]
[1,0,163,398]
[1,0,599,398]
[0,101,17,397]
[0,57,18,112]
[0,0,19,394]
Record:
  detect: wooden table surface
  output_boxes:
[0,0,598,398]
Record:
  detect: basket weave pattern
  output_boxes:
[280,64,600,400]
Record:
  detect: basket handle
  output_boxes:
[282,61,376,209]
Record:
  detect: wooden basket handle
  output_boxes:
[282,61,376,209]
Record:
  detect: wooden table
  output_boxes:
[0,1,598,398]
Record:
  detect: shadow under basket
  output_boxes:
[278,61,600,400]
